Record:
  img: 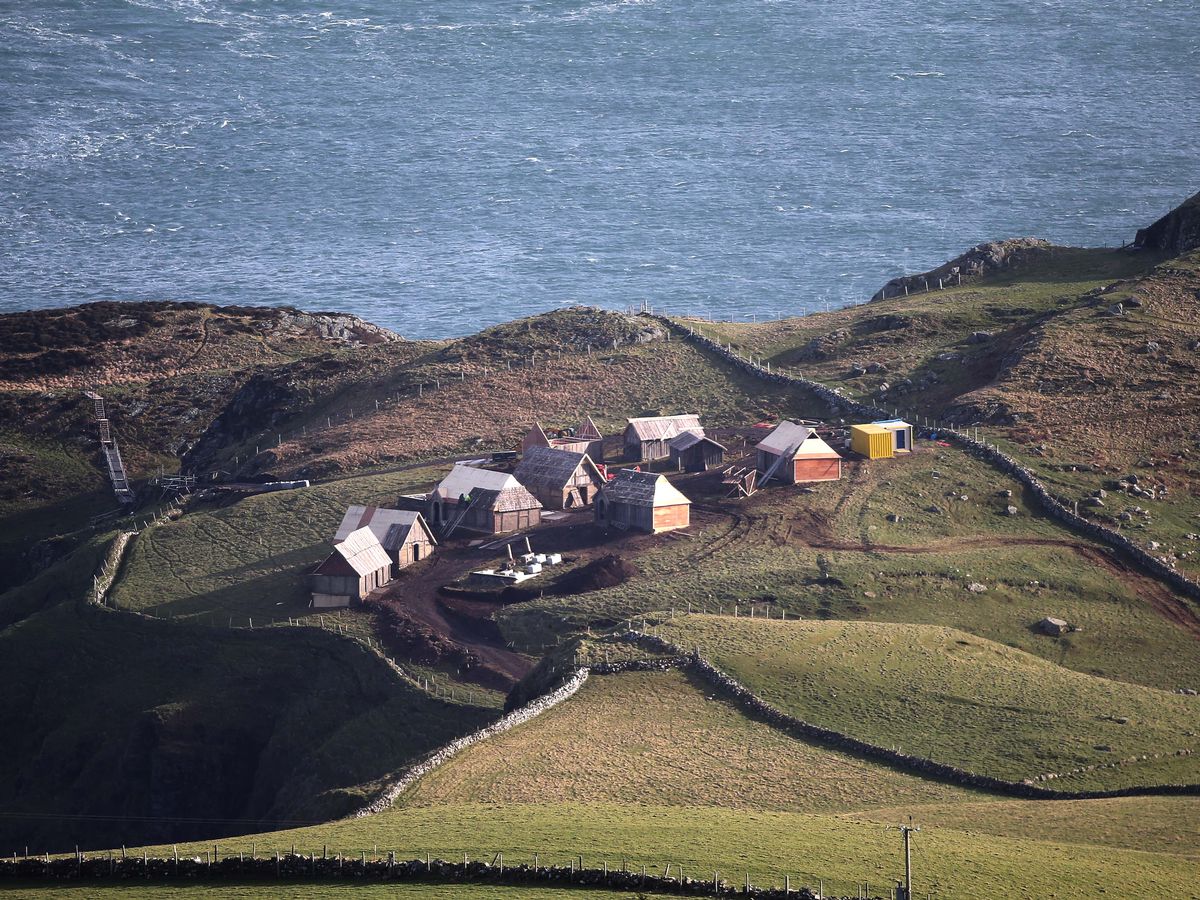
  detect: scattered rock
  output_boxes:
[866,362,888,374]
[968,331,994,344]
[886,513,902,523]
[1105,302,1124,316]
[967,583,988,594]
[1005,505,1020,516]
[1083,496,1105,508]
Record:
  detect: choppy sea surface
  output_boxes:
[1,0,1197,339]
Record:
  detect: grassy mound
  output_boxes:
[655,617,1200,790]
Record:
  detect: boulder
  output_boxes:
[968,331,994,344]
[967,583,988,594]
[1005,506,1020,516]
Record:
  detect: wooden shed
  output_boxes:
[430,464,542,535]
[595,469,691,533]
[851,423,894,459]
[668,431,726,472]
[513,446,606,509]
[873,419,914,454]
[310,526,393,608]
[756,421,843,484]
[334,505,437,572]
[522,416,605,461]
[623,414,703,462]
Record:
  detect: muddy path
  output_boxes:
[372,512,657,690]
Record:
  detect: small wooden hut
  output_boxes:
[334,505,437,571]
[595,469,691,533]
[430,464,542,535]
[513,446,606,509]
[310,526,393,608]
[623,414,702,462]
[756,421,843,484]
[668,431,726,472]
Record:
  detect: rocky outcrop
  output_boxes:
[1134,190,1200,256]
[871,238,1057,301]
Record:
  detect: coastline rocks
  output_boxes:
[871,238,1057,301]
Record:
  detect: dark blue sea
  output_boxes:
[1,0,1197,338]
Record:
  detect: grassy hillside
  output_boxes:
[406,670,981,812]
[113,670,1198,898]
[0,600,492,854]
[653,617,1200,790]
[674,245,1200,578]
[499,441,1200,690]
[111,466,446,622]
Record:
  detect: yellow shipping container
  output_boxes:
[851,424,894,459]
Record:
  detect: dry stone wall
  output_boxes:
[648,313,1200,603]
[353,667,591,817]
[611,631,1200,801]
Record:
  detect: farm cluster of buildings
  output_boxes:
[309,412,914,607]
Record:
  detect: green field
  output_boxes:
[499,443,1200,690]
[652,616,1200,790]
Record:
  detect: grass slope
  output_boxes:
[2,886,640,900]
[0,600,492,854]
[500,442,1200,690]
[110,466,445,621]
[127,802,1199,900]
[654,617,1200,790]
[406,670,981,813]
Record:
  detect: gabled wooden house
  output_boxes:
[623,414,703,462]
[334,505,437,571]
[756,420,843,484]
[513,446,606,509]
[595,469,691,533]
[430,464,542,534]
[310,526,393,608]
[668,431,726,472]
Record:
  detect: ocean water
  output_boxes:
[1,0,1196,339]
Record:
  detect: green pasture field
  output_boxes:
[653,616,1200,790]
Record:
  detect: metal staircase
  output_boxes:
[84,391,136,505]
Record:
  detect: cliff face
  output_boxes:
[1134,191,1200,256]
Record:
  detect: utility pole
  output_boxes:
[894,819,920,900]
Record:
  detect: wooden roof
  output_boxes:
[315,526,391,578]
[757,421,842,459]
[669,430,725,453]
[514,446,603,491]
[472,486,543,513]
[334,506,435,550]
[434,464,525,501]
[601,469,691,508]
[624,414,702,442]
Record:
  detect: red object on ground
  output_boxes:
[752,421,775,428]
[936,440,952,447]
